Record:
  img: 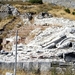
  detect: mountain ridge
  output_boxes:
[0,0,75,8]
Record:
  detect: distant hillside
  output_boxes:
[0,0,29,2]
[0,0,75,8]
[43,0,75,8]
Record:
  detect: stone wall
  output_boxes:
[0,61,51,71]
[42,0,75,8]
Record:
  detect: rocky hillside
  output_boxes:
[1,3,75,75]
[1,0,75,8]
[1,3,75,50]
[0,0,29,1]
[43,0,75,8]
[1,12,75,62]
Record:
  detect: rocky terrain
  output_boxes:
[1,11,75,63]
[43,0,75,8]
[1,3,75,75]
[1,0,75,8]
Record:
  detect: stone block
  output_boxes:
[6,72,13,75]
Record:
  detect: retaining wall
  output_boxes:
[0,61,67,72]
[0,61,51,71]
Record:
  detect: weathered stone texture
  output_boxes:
[0,0,29,1]
[0,0,75,8]
[42,0,75,8]
[0,61,51,71]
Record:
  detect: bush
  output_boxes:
[64,8,70,13]
[72,12,75,15]
[29,0,42,4]
[0,17,2,22]
[0,44,2,50]
[7,15,14,19]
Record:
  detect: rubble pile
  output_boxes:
[34,15,75,26]
[0,13,75,71]
[37,12,53,19]
[0,27,75,62]
[20,12,33,25]
[1,13,75,63]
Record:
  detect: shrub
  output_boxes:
[72,12,75,15]
[0,17,2,22]
[51,67,58,75]
[0,44,2,50]
[7,15,14,19]
[64,8,70,13]
[29,0,42,4]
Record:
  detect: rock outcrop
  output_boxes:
[1,14,75,71]
[0,0,75,8]
[42,0,75,8]
[0,4,19,18]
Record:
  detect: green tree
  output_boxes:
[72,12,75,15]
[0,17,2,22]
[29,0,42,4]
[64,8,70,13]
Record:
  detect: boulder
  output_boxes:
[20,12,32,25]
[6,72,13,75]
[0,4,19,17]
[16,22,22,28]
[27,12,33,20]
[37,12,53,19]
[56,40,72,49]
[67,27,75,34]
[43,43,56,49]
[42,34,66,49]
[12,8,19,16]
[0,50,9,55]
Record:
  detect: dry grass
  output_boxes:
[0,1,32,5]
[0,67,75,75]
[1,2,75,49]
[48,7,75,20]
[0,18,11,29]
[0,2,75,75]
[1,16,22,38]
[1,2,75,32]
[14,3,75,20]
[0,69,55,75]
[8,24,47,44]
[0,69,26,75]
